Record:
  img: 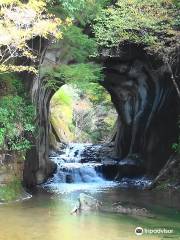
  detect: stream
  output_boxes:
[0,143,180,240]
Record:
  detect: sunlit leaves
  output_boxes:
[0,64,38,74]
[93,0,179,51]
[62,25,97,62]
[43,63,103,91]
[0,0,68,74]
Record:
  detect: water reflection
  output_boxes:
[0,187,180,240]
[1,143,180,240]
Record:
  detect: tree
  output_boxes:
[93,0,180,98]
[0,0,70,74]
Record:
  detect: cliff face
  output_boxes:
[23,41,77,187]
[23,44,180,187]
[23,45,63,187]
[101,46,179,175]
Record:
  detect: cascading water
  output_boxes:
[51,143,104,183]
[44,143,117,193]
[44,143,152,193]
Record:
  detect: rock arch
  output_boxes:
[23,44,180,187]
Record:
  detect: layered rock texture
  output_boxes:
[101,46,179,175]
[24,43,65,187]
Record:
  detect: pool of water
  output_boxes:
[0,186,180,240]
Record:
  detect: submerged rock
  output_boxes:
[71,193,153,218]
[71,193,102,215]
[79,193,102,210]
[111,201,154,218]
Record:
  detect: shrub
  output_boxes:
[0,95,35,151]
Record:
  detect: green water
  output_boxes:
[0,187,180,240]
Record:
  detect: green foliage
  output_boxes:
[44,63,103,90]
[93,0,179,51]
[50,85,74,142]
[0,178,22,202]
[69,0,110,26]
[172,139,180,153]
[55,0,85,15]
[173,0,180,27]
[59,63,103,87]
[62,25,97,62]
[0,73,24,95]
[45,0,107,95]
[0,95,35,151]
[52,85,72,106]
[0,0,64,74]
[86,83,111,104]
[173,0,180,8]
[49,0,110,25]
[0,73,34,152]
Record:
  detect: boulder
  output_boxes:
[71,193,102,215]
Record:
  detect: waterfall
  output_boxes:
[49,143,104,184]
[44,143,152,193]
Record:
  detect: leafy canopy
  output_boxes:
[0,0,70,74]
[43,63,103,91]
[48,0,110,26]
[93,0,179,52]
[62,25,97,62]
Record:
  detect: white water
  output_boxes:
[44,143,153,193]
[44,143,118,193]
[50,143,103,183]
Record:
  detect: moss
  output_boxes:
[52,86,72,106]
[50,85,74,143]
[0,178,23,202]
[50,116,74,142]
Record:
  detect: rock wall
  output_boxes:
[23,43,179,187]
[101,45,179,175]
[23,42,71,187]
[0,152,24,185]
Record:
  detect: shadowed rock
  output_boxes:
[101,45,179,175]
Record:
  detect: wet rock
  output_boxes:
[79,193,102,210]
[112,202,153,218]
[0,152,24,185]
[149,155,180,190]
[66,174,73,183]
[70,194,154,218]
[74,150,79,157]
[116,157,145,178]
[100,159,118,180]
[117,176,152,189]
[71,193,102,214]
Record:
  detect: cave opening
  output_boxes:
[46,44,179,185]
[48,81,120,184]
[49,84,118,146]
[23,46,180,189]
